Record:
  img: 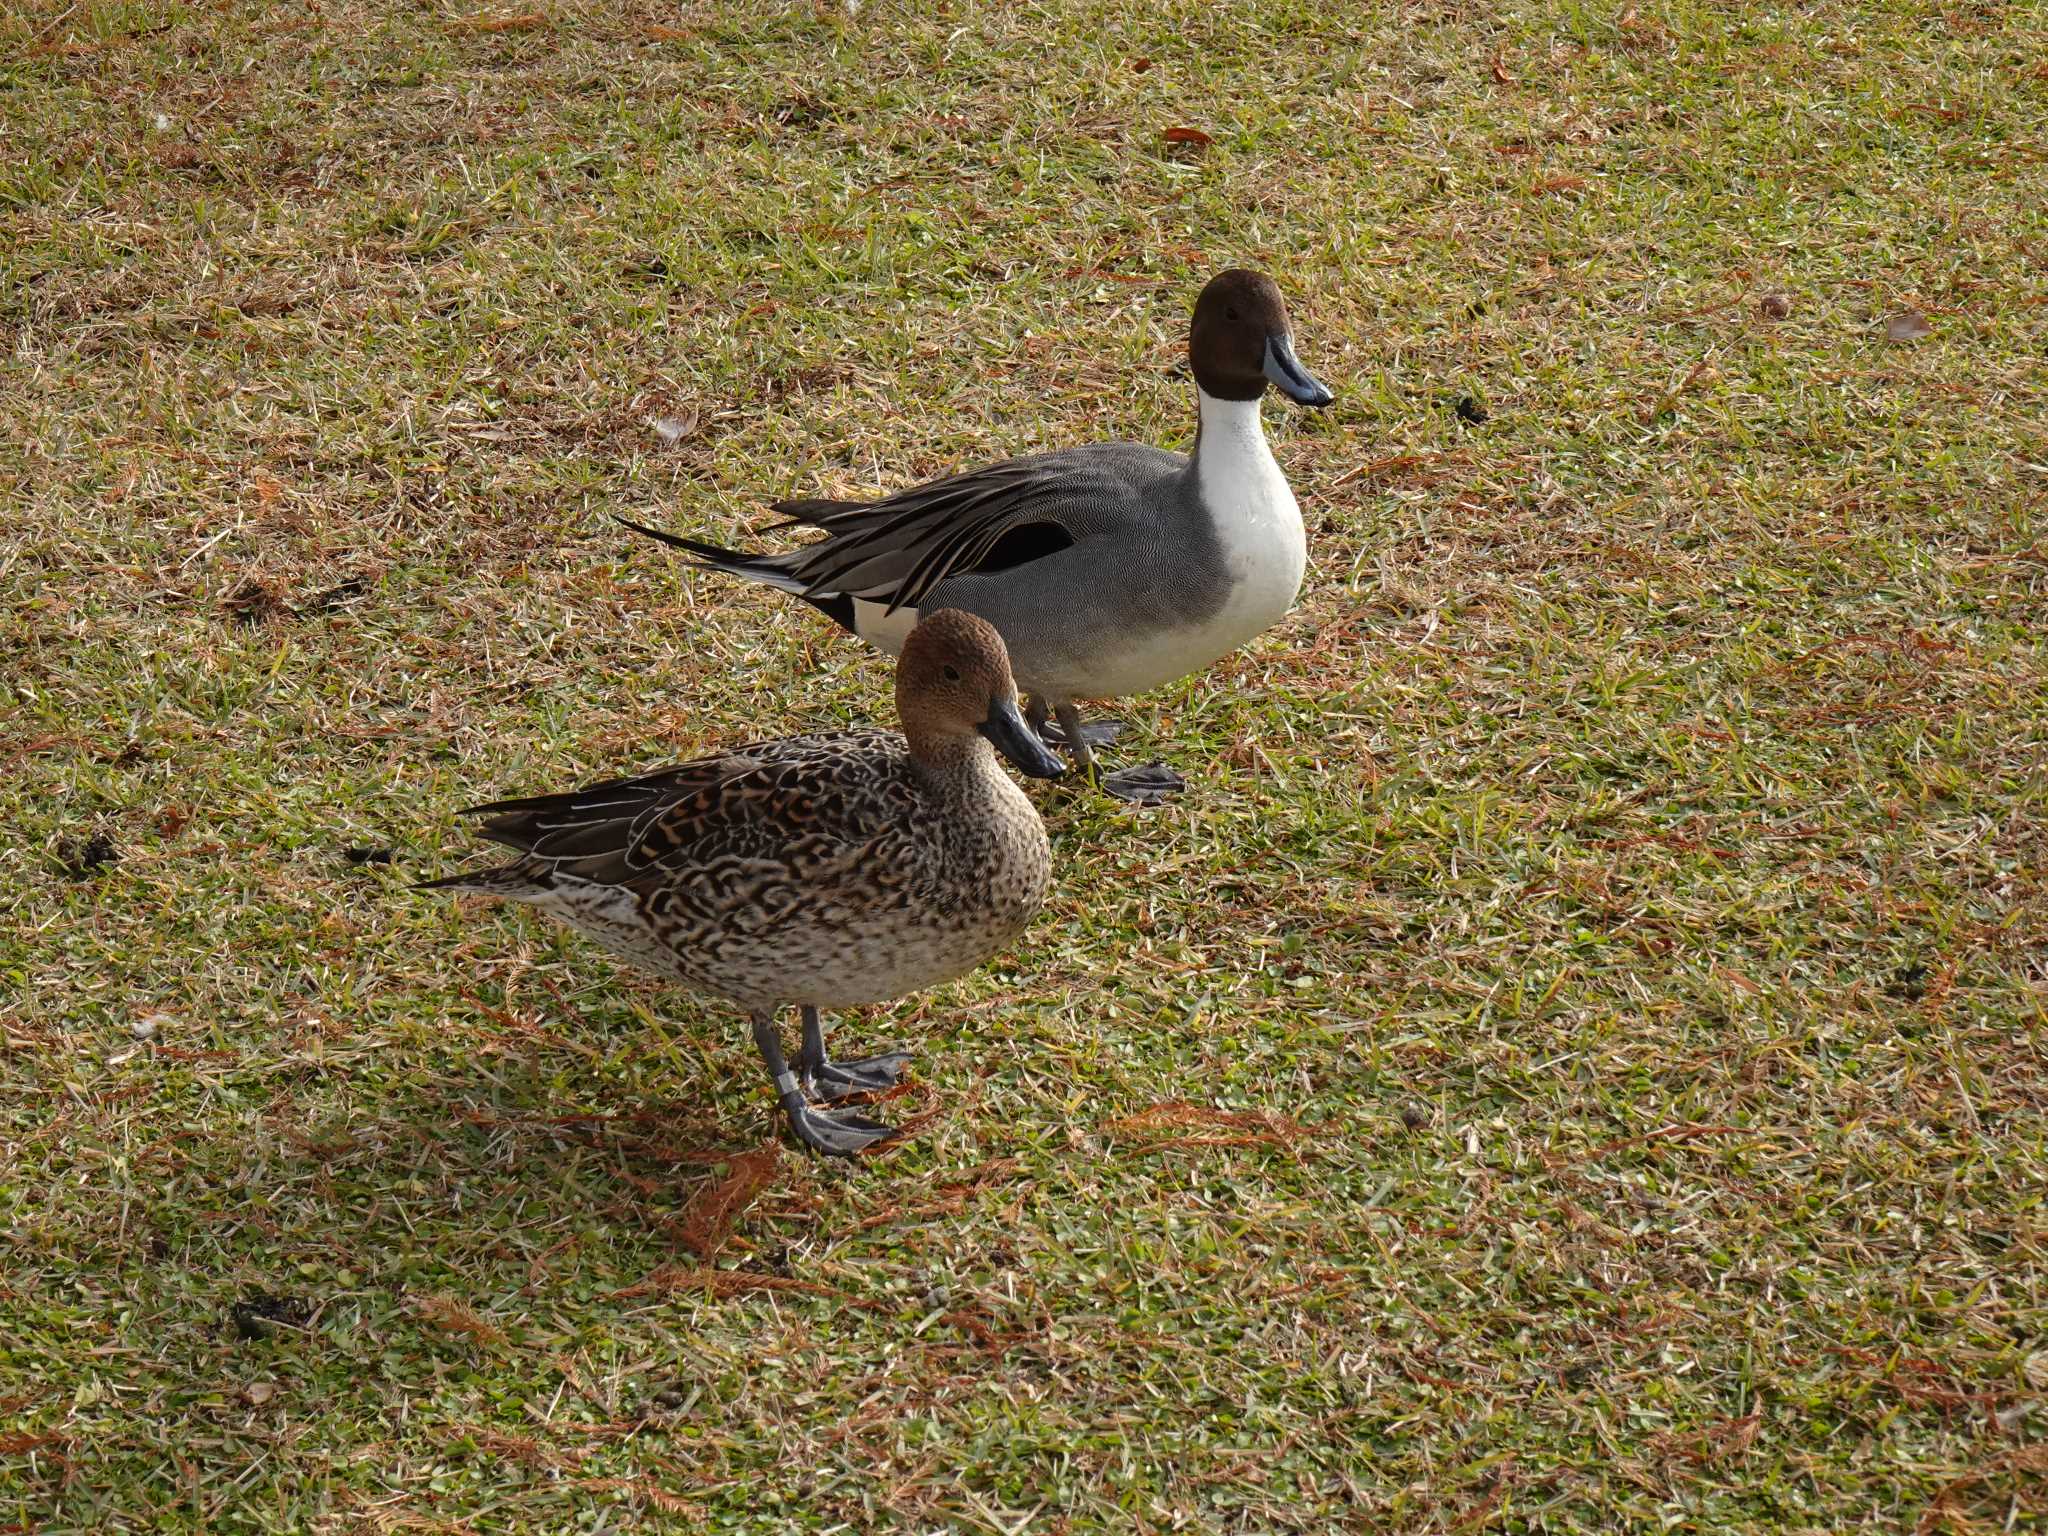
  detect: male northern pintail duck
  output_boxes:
[622,268,1332,802]
[419,610,1063,1157]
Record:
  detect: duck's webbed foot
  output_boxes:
[1035,700,1182,803]
[798,1007,911,1103]
[1097,761,1187,804]
[1040,717,1123,751]
[753,1011,898,1159]
[805,1053,913,1101]
[1026,695,1122,755]
[785,1099,897,1157]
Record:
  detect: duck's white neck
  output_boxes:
[1194,388,1272,470]
[1188,382,1304,594]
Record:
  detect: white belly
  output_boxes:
[1066,393,1306,698]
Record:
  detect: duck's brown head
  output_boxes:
[1187,268,1333,408]
[896,609,1064,779]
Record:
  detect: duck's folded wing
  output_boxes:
[459,732,911,886]
[764,458,1086,614]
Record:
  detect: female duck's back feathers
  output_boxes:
[432,732,907,883]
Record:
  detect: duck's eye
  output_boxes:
[943,665,962,682]
[1225,306,1240,322]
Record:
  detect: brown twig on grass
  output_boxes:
[415,1294,507,1346]
[1104,1101,1312,1155]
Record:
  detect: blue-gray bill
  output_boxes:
[1262,334,1333,407]
[979,695,1067,779]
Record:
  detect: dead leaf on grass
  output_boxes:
[416,1293,507,1346]
[1162,126,1212,147]
[674,1142,781,1258]
[0,1430,67,1455]
[1885,309,1934,341]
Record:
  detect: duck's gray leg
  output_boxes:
[751,1010,894,1158]
[1054,701,1184,803]
[1031,694,1121,757]
[798,1005,911,1102]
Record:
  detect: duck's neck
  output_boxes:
[909,734,1003,799]
[1193,387,1276,482]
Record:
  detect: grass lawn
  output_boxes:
[5,0,2047,1528]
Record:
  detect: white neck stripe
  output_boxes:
[1196,388,1268,447]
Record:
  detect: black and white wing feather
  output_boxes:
[620,452,1101,616]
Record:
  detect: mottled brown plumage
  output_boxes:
[420,610,1063,1157]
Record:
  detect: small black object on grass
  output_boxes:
[54,832,119,880]
[343,846,396,867]
[229,1292,310,1341]
[308,578,370,613]
[222,578,288,626]
[1453,395,1489,425]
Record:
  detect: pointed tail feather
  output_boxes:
[614,515,807,595]
[617,514,859,635]
[615,514,748,566]
[769,496,868,531]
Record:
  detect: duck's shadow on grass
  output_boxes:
[198,1001,898,1333]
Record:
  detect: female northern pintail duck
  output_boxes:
[419,610,1063,1157]
[623,268,1332,802]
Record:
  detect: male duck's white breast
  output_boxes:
[1196,396,1309,639]
[850,597,921,657]
[1071,394,1304,698]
